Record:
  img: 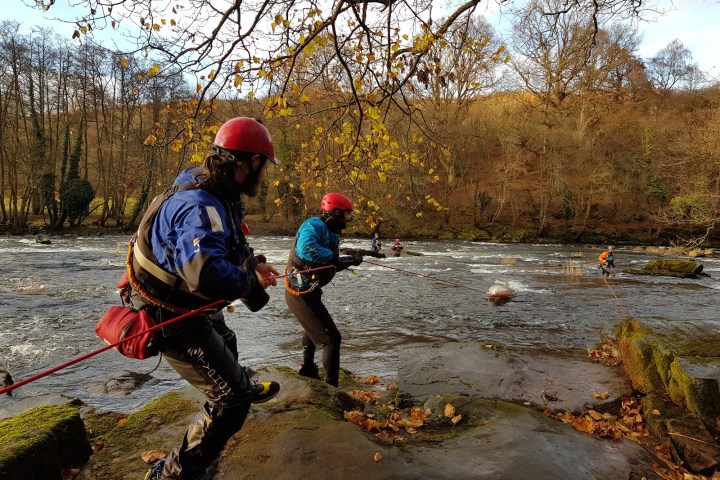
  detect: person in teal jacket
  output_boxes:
[284,193,363,387]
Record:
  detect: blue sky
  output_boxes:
[632,0,719,75]
[5,0,719,76]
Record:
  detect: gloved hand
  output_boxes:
[336,255,361,271]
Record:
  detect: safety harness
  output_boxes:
[126,184,226,313]
[284,232,338,296]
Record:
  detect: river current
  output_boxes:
[1,234,718,413]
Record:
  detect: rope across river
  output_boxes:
[0,255,629,395]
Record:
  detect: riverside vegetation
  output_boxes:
[2,2,720,249]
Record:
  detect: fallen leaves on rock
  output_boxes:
[344,404,433,441]
[588,339,623,367]
[345,385,436,441]
[141,449,166,464]
[352,374,380,385]
[546,396,646,441]
[547,396,717,480]
[348,389,381,406]
[444,403,462,426]
[373,452,382,462]
[593,390,609,400]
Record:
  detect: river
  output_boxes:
[1,234,718,413]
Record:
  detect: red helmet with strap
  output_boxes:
[321,193,354,212]
[214,117,279,164]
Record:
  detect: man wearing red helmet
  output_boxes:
[132,117,281,480]
[284,192,363,386]
[391,238,404,257]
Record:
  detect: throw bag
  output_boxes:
[95,306,159,359]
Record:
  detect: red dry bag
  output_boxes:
[95,306,159,360]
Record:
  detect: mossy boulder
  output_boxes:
[77,389,201,480]
[0,403,91,480]
[641,393,720,474]
[622,259,706,278]
[616,317,720,435]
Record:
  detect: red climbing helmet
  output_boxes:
[213,117,279,164]
[320,193,354,212]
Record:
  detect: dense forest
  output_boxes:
[1,0,718,246]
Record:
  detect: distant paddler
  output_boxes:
[597,246,616,277]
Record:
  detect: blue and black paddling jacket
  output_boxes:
[127,168,266,313]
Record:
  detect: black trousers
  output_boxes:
[157,311,252,480]
[284,288,342,387]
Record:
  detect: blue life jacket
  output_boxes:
[286,216,341,290]
[129,168,263,311]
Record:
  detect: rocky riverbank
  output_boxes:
[4,315,720,480]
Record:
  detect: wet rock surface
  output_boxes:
[76,342,663,480]
[396,342,633,413]
[9,331,720,479]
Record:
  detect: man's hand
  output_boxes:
[255,262,279,288]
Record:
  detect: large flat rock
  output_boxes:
[62,343,665,479]
[397,342,633,412]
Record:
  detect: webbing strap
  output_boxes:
[134,242,179,288]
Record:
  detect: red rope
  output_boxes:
[0,299,227,396]
[362,259,489,295]
[274,264,336,279]
[600,274,630,317]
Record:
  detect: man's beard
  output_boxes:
[240,177,260,197]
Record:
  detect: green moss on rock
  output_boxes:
[0,404,91,480]
[616,319,664,393]
[623,259,705,278]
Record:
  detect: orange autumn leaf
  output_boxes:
[451,414,462,426]
[444,403,456,418]
[593,390,609,400]
[363,375,380,385]
[348,389,381,405]
[141,450,166,463]
[374,452,382,462]
[588,410,604,421]
[118,418,127,426]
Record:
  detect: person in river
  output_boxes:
[371,232,382,253]
[391,238,404,257]
[598,245,616,277]
[127,117,282,480]
[284,193,363,387]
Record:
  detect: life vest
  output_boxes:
[127,184,250,312]
[285,219,339,294]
